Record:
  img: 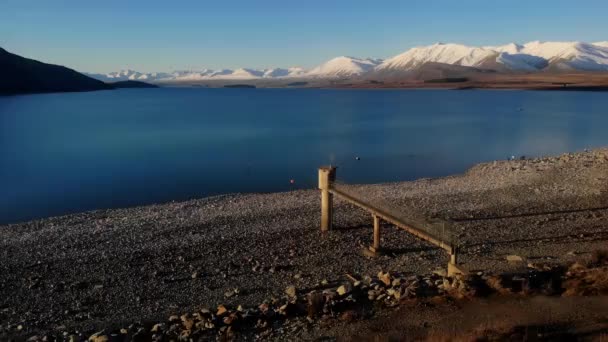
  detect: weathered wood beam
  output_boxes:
[329,187,454,254]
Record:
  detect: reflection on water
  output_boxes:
[1,88,607,224]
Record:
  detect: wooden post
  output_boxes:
[318,166,336,232]
[450,246,458,265]
[321,190,332,232]
[371,214,381,252]
[447,245,467,277]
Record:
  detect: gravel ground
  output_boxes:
[1,148,607,338]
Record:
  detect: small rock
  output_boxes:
[150,323,163,333]
[223,315,236,325]
[393,289,402,300]
[378,271,391,286]
[506,255,524,262]
[285,285,297,298]
[432,268,447,277]
[336,284,350,296]
[183,319,194,330]
[88,331,108,342]
[217,305,228,316]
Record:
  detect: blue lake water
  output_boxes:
[1,88,607,224]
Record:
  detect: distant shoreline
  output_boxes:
[332,83,608,91]
[152,72,608,91]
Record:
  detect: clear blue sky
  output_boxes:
[1,0,607,73]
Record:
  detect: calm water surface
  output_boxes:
[1,88,607,224]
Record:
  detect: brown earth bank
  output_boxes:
[1,148,608,341]
[329,294,608,341]
[334,73,608,91]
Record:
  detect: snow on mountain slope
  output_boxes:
[496,53,548,71]
[517,41,608,71]
[376,41,608,72]
[263,67,307,78]
[486,43,524,54]
[263,68,289,78]
[595,42,608,48]
[286,67,307,77]
[213,68,264,79]
[483,43,548,71]
[91,65,323,82]
[86,70,172,82]
[157,67,308,81]
[168,69,215,81]
[307,56,382,77]
[376,43,497,71]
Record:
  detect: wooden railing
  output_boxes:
[318,166,465,275]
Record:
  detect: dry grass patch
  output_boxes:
[563,268,608,296]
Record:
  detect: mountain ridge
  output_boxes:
[0,47,112,95]
[86,41,608,83]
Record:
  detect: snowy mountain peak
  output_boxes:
[487,43,524,54]
[263,67,307,78]
[377,41,608,72]
[306,56,382,77]
[377,43,498,71]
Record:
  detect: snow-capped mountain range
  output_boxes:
[87,41,608,82]
[376,41,608,73]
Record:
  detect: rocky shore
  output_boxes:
[1,148,607,340]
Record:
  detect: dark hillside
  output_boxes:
[0,47,113,95]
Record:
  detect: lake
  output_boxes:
[1,88,607,224]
